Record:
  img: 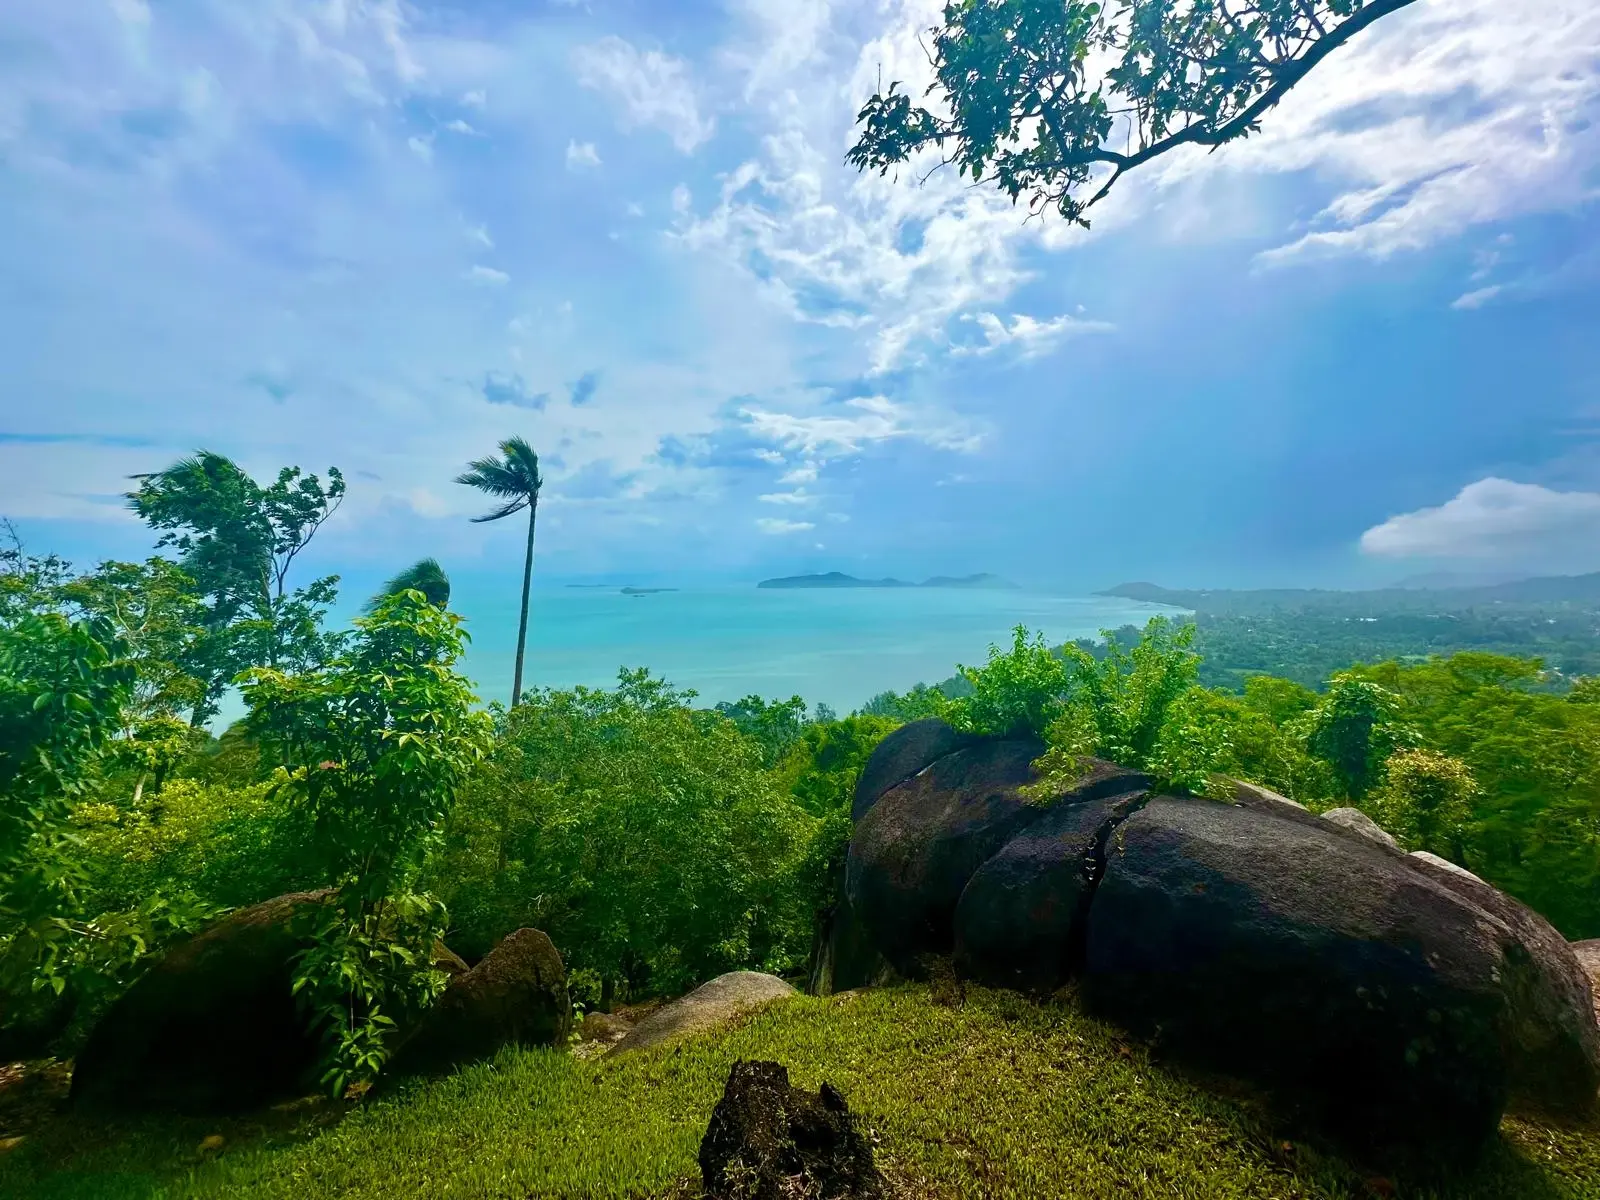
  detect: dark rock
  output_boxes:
[953,764,1150,992]
[390,928,569,1075]
[71,890,332,1113]
[851,718,979,822]
[610,972,795,1056]
[845,736,1046,972]
[1404,853,1600,1118]
[699,1060,884,1200]
[807,887,897,997]
[1083,797,1563,1156]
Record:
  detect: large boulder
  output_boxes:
[71,890,331,1113]
[851,718,978,822]
[1405,853,1600,1117]
[1082,797,1591,1154]
[699,1060,884,1200]
[609,972,796,1056]
[952,764,1150,992]
[389,928,570,1076]
[845,736,1046,972]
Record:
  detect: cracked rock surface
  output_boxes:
[844,720,1600,1158]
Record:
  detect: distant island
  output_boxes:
[757,571,1017,590]
[621,587,677,596]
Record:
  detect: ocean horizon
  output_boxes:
[450,581,1187,713]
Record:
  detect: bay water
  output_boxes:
[455,583,1184,712]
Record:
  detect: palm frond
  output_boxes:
[469,497,528,523]
[456,438,542,521]
[366,558,451,610]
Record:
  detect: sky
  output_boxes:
[2,0,1599,597]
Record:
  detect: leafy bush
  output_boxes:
[436,670,815,1002]
[241,589,491,1094]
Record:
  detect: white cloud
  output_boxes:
[407,135,434,163]
[741,395,981,460]
[756,517,815,534]
[952,311,1114,360]
[1227,0,1600,265]
[1450,285,1503,311]
[466,223,494,249]
[565,139,601,170]
[759,490,814,505]
[444,119,480,136]
[460,89,486,108]
[571,37,713,153]
[466,264,510,285]
[1360,478,1600,563]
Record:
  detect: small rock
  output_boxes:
[577,1012,632,1043]
[699,1060,884,1200]
[198,1134,225,1154]
[1320,807,1401,853]
[0,1136,24,1154]
[609,972,795,1056]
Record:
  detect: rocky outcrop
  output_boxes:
[389,928,570,1076]
[609,972,796,1056]
[952,767,1149,992]
[841,721,1600,1158]
[1084,798,1554,1154]
[71,890,332,1113]
[699,1060,884,1200]
[845,736,1045,972]
[851,718,978,822]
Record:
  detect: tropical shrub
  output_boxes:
[437,670,815,1003]
[241,589,491,1094]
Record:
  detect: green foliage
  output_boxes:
[437,670,813,1000]
[714,693,811,768]
[241,590,491,1093]
[944,625,1072,738]
[368,559,451,611]
[72,779,316,915]
[1367,749,1478,860]
[857,680,958,722]
[1300,674,1420,800]
[0,609,205,1044]
[848,0,1416,226]
[127,451,345,721]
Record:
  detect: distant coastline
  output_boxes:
[757,571,1017,591]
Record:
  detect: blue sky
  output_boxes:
[2,0,1599,596]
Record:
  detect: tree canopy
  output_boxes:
[848,0,1418,225]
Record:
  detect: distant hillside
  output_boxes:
[1099,573,1600,616]
[757,571,1016,590]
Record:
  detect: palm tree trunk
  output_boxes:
[511,498,537,706]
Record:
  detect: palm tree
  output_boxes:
[366,558,451,611]
[455,437,543,706]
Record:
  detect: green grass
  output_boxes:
[2,985,1597,1199]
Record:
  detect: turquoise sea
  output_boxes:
[453,583,1185,712]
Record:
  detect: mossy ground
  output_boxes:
[1,984,1596,1200]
